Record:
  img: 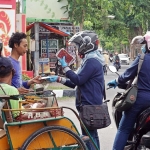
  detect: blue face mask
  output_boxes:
[141,45,146,53]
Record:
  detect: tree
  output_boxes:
[59,0,150,59]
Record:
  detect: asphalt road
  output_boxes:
[58,63,130,150]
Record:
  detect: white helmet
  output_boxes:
[143,31,150,50]
[68,30,99,55]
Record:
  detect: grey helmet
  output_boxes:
[68,30,98,55]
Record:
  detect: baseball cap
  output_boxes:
[0,57,13,77]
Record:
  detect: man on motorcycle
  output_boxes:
[107,32,150,150]
[113,52,121,69]
[0,39,3,57]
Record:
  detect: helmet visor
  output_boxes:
[68,41,79,50]
[68,33,83,46]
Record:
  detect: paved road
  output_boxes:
[58,64,130,150]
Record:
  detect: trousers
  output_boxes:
[82,126,100,150]
[113,94,150,150]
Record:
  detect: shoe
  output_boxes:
[80,135,90,142]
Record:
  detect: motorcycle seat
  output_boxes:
[141,131,150,148]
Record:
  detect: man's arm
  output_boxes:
[118,55,139,84]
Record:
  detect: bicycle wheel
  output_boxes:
[20,126,87,150]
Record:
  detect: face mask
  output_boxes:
[141,45,146,53]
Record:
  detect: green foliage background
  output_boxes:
[59,0,150,55]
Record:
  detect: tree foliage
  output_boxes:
[59,0,150,57]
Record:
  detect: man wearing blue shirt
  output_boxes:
[8,32,42,94]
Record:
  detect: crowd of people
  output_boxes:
[0,30,150,150]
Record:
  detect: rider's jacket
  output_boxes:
[118,53,150,99]
[64,57,104,111]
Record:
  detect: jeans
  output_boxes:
[112,95,150,150]
[82,127,100,150]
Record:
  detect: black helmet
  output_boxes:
[0,39,3,56]
[68,30,98,55]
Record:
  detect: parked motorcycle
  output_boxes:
[108,66,150,150]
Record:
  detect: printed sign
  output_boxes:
[41,39,58,49]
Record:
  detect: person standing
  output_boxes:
[45,30,105,150]
[103,51,109,74]
[8,32,42,94]
[103,51,109,65]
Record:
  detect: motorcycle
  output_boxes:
[114,60,120,71]
[108,66,150,150]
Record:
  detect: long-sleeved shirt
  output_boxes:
[64,58,104,110]
[118,53,150,98]
[103,54,109,65]
[9,56,29,89]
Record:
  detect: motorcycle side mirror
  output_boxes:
[108,66,120,76]
[108,66,117,73]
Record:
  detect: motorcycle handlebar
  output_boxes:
[107,83,128,90]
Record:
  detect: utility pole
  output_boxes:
[34,22,39,76]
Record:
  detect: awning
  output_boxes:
[39,22,69,37]
[26,23,35,32]
[26,22,70,37]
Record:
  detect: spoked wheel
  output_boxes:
[20,126,87,150]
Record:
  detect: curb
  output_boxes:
[53,89,75,98]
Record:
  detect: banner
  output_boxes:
[0,9,15,56]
